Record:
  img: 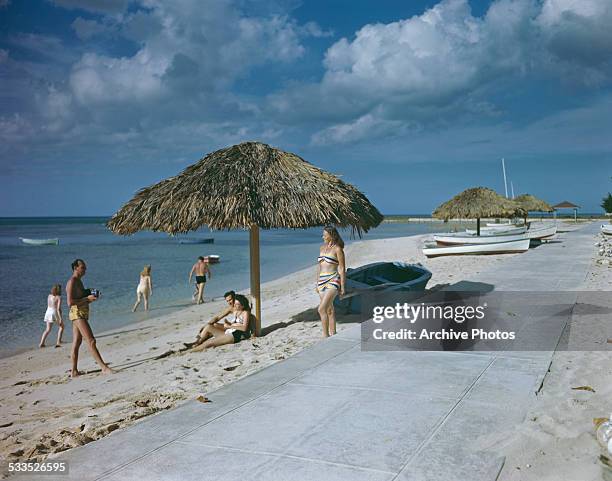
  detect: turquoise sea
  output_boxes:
[0,216,459,357]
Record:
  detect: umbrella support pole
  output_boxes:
[249,225,261,337]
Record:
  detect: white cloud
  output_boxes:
[536,0,612,81]
[50,0,129,14]
[311,112,409,146]
[72,17,108,40]
[1,0,326,165]
[70,49,168,104]
[0,114,34,144]
[276,0,612,145]
[270,0,538,134]
[66,2,311,106]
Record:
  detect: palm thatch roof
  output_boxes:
[432,187,525,220]
[107,142,383,235]
[514,194,553,213]
[552,201,580,209]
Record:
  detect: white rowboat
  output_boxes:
[525,223,557,240]
[204,255,220,264]
[19,237,59,246]
[435,223,556,245]
[466,225,527,235]
[423,238,530,258]
[434,232,527,245]
[602,225,612,235]
[486,221,524,228]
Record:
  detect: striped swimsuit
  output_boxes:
[317,252,341,292]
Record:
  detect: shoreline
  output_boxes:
[0,232,526,465]
[0,219,584,360]
[0,224,602,469]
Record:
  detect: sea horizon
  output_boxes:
[0,217,469,358]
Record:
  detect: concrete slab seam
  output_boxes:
[95,338,359,480]
[390,356,497,480]
[172,440,398,476]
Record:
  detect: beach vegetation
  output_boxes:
[601,193,612,214]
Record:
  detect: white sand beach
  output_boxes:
[497,230,612,481]
[1,225,610,481]
[0,232,515,466]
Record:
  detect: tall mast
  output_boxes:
[502,158,508,198]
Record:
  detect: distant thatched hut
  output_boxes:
[552,201,580,222]
[432,187,525,235]
[514,194,553,223]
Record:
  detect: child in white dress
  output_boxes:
[39,284,64,348]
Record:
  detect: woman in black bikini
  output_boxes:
[190,294,252,351]
[316,226,346,337]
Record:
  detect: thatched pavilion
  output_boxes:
[552,201,580,222]
[432,187,525,235]
[514,194,553,223]
[107,142,382,335]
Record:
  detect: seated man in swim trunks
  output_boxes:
[189,294,253,352]
[66,259,113,378]
[189,256,212,304]
[184,290,236,348]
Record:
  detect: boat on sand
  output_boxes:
[423,238,530,258]
[435,223,556,245]
[334,262,431,314]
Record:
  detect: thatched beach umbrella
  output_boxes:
[514,194,553,223]
[107,142,383,335]
[432,187,525,235]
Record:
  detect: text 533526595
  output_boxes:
[8,461,68,475]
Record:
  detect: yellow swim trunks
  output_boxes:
[69,304,89,321]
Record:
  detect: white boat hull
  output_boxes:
[434,232,528,245]
[466,226,526,235]
[486,222,524,228]
[423,239,530,258]
[204,255,220,264]
[602,225,612,235]
[525,223,557,240]
[19,237,59,246]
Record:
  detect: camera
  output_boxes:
[90,289,100,298]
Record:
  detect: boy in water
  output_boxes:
[189,256,212,304]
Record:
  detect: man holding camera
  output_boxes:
[66,259,113,378]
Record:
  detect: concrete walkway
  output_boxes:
[40,223,598,481]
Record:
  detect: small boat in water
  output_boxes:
[334,262,432,314]
[602,225,612,235]
[19,237,59,246]
[204,255,220,264]
[423,238,530,258]
[178,238,214,245]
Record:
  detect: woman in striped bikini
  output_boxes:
[316,226,346,337]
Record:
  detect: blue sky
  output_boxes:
[1,0,610,216]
